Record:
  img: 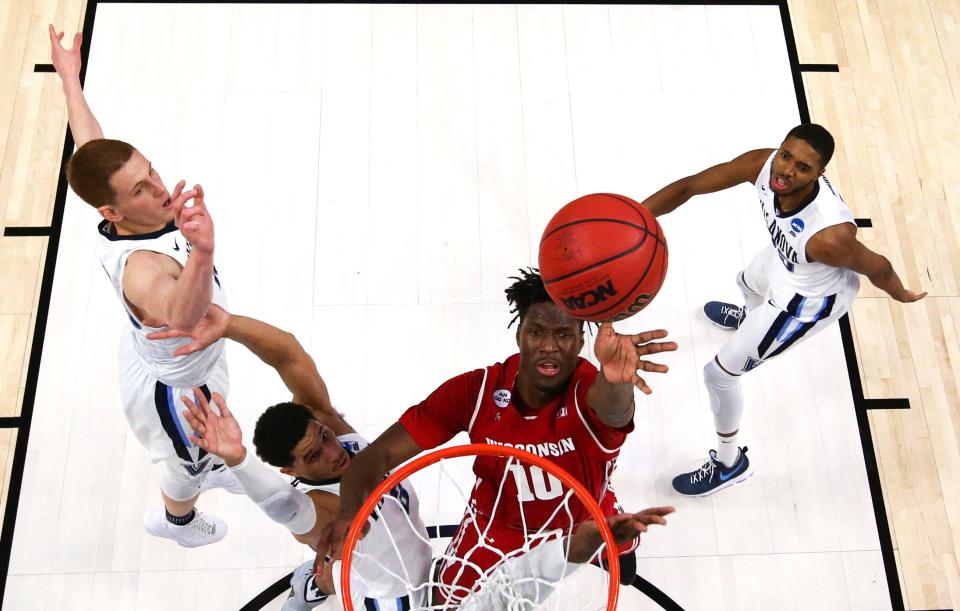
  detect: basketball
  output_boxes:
[538,193,668,322]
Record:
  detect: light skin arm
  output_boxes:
[806,224,927,303]
[587,324,678,428]
[640,149,774,217]
[48,25,103,147]
[122,186,215,330]
[181,391,341,558]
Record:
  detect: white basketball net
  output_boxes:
[346,453,614,611]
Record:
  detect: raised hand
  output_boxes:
[567,506,675,563]
[593,323,678,394]
[145,304,231,356]
[181,390,245,466]
[313,513,369,580]
[172,183,214,256]
[48,25,82,83]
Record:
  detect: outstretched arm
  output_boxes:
[226,316,352,434]
[49,25,103,147]
[459,507,674,610]
[182,390,320,538]
[641,148,773,217]
[587,324,678,427]
[147,311,353,434]
[806,224,927,303]
[316,422,423,567]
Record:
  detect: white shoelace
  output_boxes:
[688,457,717,484]
[191,516,217,536]
[721,305,745,322]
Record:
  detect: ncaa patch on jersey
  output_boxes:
[791,218,805,233]
[492,389,511,408]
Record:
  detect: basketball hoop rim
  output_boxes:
[341,442,620,610]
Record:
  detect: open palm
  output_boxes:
[593,323,677,394]
[181,389,244,465]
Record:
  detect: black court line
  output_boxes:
[799,63,841,72]
[34,64,56,73]
[864,398,911,410]
[239,572,294,611]
[1,2,903,611]
[780,4,904,607]
[0,418,21,428]
[3,226,53,237]
[243,523,690,610]
[856,218,874,228]
[0,0,96,603]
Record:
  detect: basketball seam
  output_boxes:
[541,226,654,285]
[583,223,664,319]
[540,217,650,242]
[606,193,669,250]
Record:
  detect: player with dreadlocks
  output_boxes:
[319,268,677,605]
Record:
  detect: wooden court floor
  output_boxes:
[0,1,958,610]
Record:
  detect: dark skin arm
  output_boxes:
[587,325,678,428]
[315,421,423,570]
[641,149,773,217]
[805,224,926,303]
[148,310,353,434]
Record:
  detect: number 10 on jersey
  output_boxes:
[508,463,564,502]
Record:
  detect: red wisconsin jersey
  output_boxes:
[399,354,633,530]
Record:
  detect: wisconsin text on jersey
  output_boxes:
[484,437,576,457]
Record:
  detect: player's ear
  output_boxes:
[98,204,122,223]
[515,322,522,346]
[279,466,296,477]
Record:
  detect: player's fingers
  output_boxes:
[635,340,678,356]
[144,330,186,340]
[190,386,211,412]
[212,392,231,418]
[645,506,676,516]
[171,179,185,202]
[72,32,82,49]
[172,342,201,357]
[637,360,669,374]
[632,373,652,395]
[628,329,669,344]
[188,433,210,450]
[180,396,204,422]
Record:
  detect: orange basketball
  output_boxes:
[538,193,668,322]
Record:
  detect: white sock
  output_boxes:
[716,434,739,467]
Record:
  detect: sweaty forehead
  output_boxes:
[781,137,822,169]
[523,302,580,330]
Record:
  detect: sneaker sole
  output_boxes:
[696,466,754,497]
[671,465,754,498]
[143,516,228,548]
[706,319,740,331]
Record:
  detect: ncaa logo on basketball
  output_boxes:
[790,218,805,233]
[492,389,511,408]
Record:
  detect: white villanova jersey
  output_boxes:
[755,151,860,305]
[97,220,228,387]
[294,434,432,607]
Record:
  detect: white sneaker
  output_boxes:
[143,509,227,547]
[200,464,245,495]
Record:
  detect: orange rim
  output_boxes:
[341,443,620,610]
